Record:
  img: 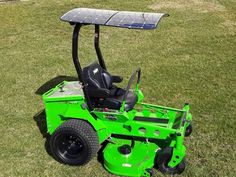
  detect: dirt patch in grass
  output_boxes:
[149,0,226,13]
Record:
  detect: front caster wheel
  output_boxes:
[156,147,185,175]
[50,119,99,166]
[185,123,193,137]
[145,168,154,176]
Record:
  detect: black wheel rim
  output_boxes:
[55,133,86,161]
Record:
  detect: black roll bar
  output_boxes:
[72,23,110,111]
[94,25,107,70]
[72,23,93,111]
[72,24,83,82]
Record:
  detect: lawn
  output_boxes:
[0,0,235,176]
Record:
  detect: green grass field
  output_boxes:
[0,0,235,176]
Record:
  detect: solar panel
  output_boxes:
[61,8,118,25]
[61,8,168,30]
[106,11,166,29]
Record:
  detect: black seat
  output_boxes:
[83,62,138,111]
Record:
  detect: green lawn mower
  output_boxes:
[42,8,193,177]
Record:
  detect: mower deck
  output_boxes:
[103,137,158,177]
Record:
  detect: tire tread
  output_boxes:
[50,119,99,165]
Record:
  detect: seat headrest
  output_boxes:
[83,62,112,89]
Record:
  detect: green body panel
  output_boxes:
[43,81,192,176]
[43,81,110,143]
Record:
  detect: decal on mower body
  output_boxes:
[122,163,132,167]
[93,68,99,74]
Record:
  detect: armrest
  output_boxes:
[87,88,111,98]
[112,75,123,83]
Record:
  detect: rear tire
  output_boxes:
[156,147,185,175]
[50,119,99,165]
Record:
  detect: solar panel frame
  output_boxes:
[60,8,168,30]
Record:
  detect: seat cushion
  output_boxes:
[110,86,126,96]
[97,91,138,111]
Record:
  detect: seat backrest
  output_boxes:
[83,62,112,89]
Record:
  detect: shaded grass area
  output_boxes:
[0,0,235,176]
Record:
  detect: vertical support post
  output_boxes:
[94,25,107,70]
[72,24,93,111]
[168,133,185,168]
[72,24,83,81]
[175,133,183,149]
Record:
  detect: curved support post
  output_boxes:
[94,25,106,70]
[72,24,83,81]
[72,24,93,111]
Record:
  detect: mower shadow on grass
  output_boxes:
[34,75,78,157]
[33,109,53,157]
[35,75,78,95]
[33,110,48,138]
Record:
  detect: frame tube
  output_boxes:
[72,24,93,110]
[94,25,107,70]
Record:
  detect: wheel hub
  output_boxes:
[57,134,84,159]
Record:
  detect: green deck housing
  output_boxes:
[43,81,192,176]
